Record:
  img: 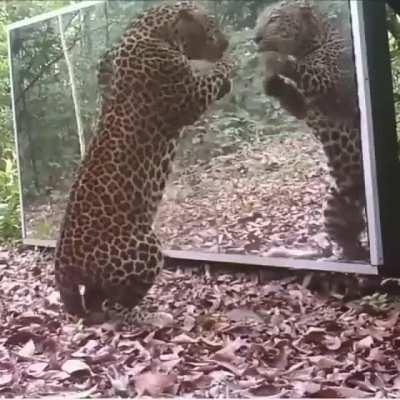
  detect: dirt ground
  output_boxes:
[0,246,399,398]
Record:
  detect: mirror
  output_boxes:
[9,0,373,266]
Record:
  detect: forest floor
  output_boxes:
[157,133,329,256]
[0,246,400,398]
[26,131,369,262]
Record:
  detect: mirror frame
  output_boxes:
[6,0,399,276]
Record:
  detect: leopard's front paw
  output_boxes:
[263,74,282,97]
[263,51,296,80]
[263,74,307,120]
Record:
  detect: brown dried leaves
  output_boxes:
[1,246,400,397]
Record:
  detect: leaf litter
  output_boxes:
[32,134,364,262]
[0,245,400,397]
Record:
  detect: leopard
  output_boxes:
[254,0,368,261]
[54,0,233,325]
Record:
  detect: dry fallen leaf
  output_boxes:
[14,313,43,325]
[356,336,374,350]
[26,362,48,378]
[133,372,177,396]
[182,315,196,332]
[46,291,60,305]
[367,347,386,363]
[226,308,263,323]
[251,384,283,396]
[296,381,322,396]
[323,335,342,350]
[0,373,13,387]
[303,327,326,343]
[18,339,36,358]
[309,355,340,369]
[391,375,400,390]
[42,370,70,381]
[180,372,212,390]
[171,333,198,344]
[61,359,91,376]
[64,385,98,399]
[214,337,247,364]
[325,385,371,398]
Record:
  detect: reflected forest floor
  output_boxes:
[26,124,367,259]
[0,246,398,397]
[158,129,327,256]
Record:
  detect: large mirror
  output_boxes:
[8,0,382,270]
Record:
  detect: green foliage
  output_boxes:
[0,5,19,241]
[388,26,400,141]
[0,0,77,242]
[0,157,20,240]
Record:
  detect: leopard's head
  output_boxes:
[170,3,229,62]
[129,1,228,62]
[254,0,323,57]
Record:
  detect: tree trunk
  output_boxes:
[58,14,86,159]
[104,0,110,48]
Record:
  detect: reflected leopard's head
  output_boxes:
[254,0,323,57]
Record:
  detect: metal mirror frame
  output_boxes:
[359,0,400,276]
[6,0,399,276]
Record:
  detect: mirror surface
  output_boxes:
[9,0,371,264]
